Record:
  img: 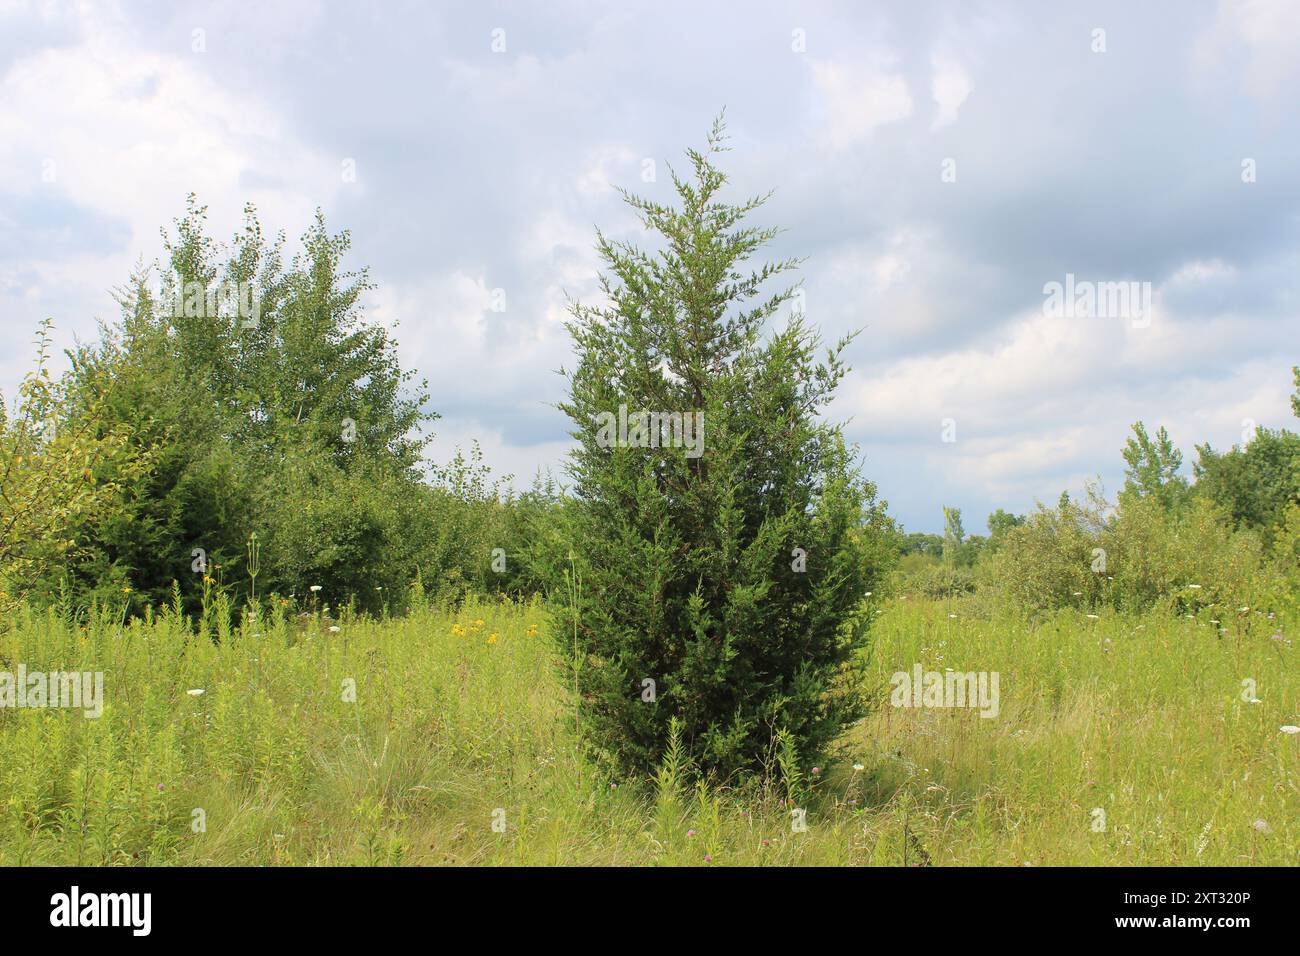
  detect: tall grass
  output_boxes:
[0,591,1294,865]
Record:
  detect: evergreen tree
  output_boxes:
[543,118,894,781]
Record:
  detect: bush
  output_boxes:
[909,562,979,599]
[987,493,1104,612]
[1103,495,1275,614]
[989,484,1283,616]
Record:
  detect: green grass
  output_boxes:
[0,591,1295,865]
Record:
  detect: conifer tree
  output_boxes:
[546,118,894,780]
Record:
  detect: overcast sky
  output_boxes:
[2,0,1297,532]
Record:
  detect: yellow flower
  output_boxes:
[526,625,539,638]
[474,618,485,627]
[120,586,132,594]
[486,633,498,645]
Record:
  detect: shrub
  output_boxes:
[910,563,979,600]
[988,491,1105,612]
[990,483,1282,616]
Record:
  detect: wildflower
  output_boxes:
[1253,820,1272,834]
[704,854,713,863]
[474,618,485,627]
[1072,592,1083,597]
[1281,726,1300,735]
[811,766,820,776]
[1186,584,1202,590]
[187,689,205,697]
[310,585,322,593]
[157,783,164,792]
[1239,606,1250,613]
[864,591,873,597]
[121,587,132,594]
[1086,614,1099,620]
[486,633,498,645]
[762,839,771,847]
[852,763,864,772]
[687,829,696,838]
[328,625,340,634]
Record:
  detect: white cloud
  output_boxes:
[1193,0,1300,101]
[930,53,971,130]
[809,57,912,149]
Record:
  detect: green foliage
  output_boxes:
[941,505,965,563]
[1193,427,1300,542]
[908,561,978,599]
[41,199,442,616]
[1120,422,1189,513]
[986,414,1296,618]
[898,532,943,558]
[539,118,894,781]
[987,488,1107,611]
[990,482,1282,616]
[0,321,151,612]
[1269,502,1300,619]
[985,508,1025,552]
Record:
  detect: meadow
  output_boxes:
[2,590,1293,866]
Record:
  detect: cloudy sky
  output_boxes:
[2,0,1297,533]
